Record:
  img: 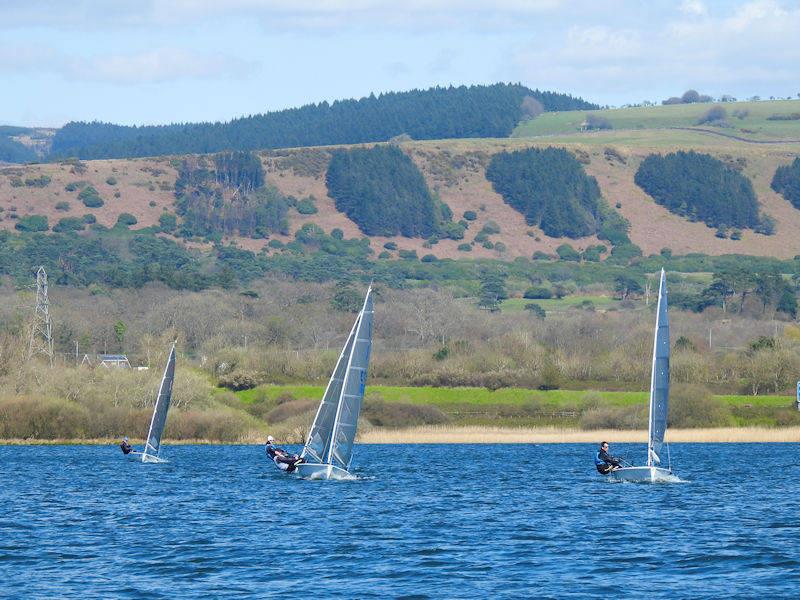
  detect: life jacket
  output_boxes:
[594,451,606,466]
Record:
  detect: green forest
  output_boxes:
[485,147,627,240]
[326,145,453,238]
[771,158,800,209]
[48,84,597,160]
[634,151,766,233]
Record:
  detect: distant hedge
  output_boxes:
[326,145,446,238]
[635,151,762,230]
[771,158,800,209]
[485,147,626,240]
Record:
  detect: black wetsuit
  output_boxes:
[266,443,304,473]
[595,449,622,474]
[120,441,133,455]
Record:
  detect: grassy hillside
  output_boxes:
[512,99,800,141]
[1,121,799,259]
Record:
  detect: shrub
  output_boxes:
[421,254,437,263]
[14,214,49,232]
[106,176,117,185]
[362,400,449,428]
[556,243,580,262]
[383,241,398,250]
[25,175,51,187]
[494,242,507,253]
[579,405,646,430]
[378,251,391,259]
[457,243,472,252]
[481,220,501,235]
[398,249,418,260]
[668,384,732,428]
[268,239,284,249]
[218,371,259,391]
[266,399,316,424]
[159,212,177,232]
[296,197,318,215]
[83,213,97,224]
[55,201,71,211]
[524,286,553,299]
[331,228,344,240]
[116,213,138,227]
[524,303,546,319]
[463,210,477,221]
[79,186,104,208]
[697,105,727,125]
[585,114,612,130]
[65,181,82,192]
[53,217,86,232]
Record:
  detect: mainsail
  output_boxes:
[301,319,358,463]
[647,270,670,466]
[328,289,373,470]
[301,285,374,472]
[143,343,176,462]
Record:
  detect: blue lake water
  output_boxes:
[1,443,800,598]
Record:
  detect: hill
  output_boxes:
[1,126,799,265]
[512,99,800,142]
[49,84,597,160]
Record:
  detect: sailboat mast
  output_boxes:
[647,270,665,467]
[326,285,371,466]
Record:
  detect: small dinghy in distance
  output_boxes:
[141,342,177,464]
[294,285,374,480]
[609,270,677,483]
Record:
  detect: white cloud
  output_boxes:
[679,0,707,16]
[0,45,254,84]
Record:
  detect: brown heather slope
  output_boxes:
[0,130,798,259]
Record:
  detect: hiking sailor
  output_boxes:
[266,435,305,473]
[120,436,136,455]
[595,441,623,474]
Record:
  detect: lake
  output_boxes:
[1,443,799,598]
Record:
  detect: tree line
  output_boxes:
[49,84,597,160]
[772,158,800,209]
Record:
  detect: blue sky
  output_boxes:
[1,0,798,127]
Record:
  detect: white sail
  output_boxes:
[327,288,373,470]
[647,270,670,466]
[142,343,176,462]
[301,318,359,463]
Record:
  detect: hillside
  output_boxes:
[49,84,596,160]
[513,99,800,141]
[1,127,799,259]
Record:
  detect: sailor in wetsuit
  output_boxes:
[595,441,623,474]
[120,437,135,455]
[265,435,305,473]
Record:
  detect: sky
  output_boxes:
[1,0,799,127]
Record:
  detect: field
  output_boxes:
[237,384,793,409]
[512,99,800,141]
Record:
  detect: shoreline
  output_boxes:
[3,426,800,445]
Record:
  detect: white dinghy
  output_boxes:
[609,270,677,483]
[141,342,177,464]
[295,286,374,480]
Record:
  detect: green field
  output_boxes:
[512,99,800,141]
[237,384,792,409]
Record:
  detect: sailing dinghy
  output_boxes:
[141,342,177,463]
[608,270,677,483]
[295,285,374,480]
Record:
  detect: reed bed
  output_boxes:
[358,426,800,444]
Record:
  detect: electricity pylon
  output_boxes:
[28,266,54,365]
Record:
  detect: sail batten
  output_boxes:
[142,343,176,462]
[301,311,360,463]
[327,287,374,471]
[647,270,670,466]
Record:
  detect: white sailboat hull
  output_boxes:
[294,463,353,480]
[607,466,675,483]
